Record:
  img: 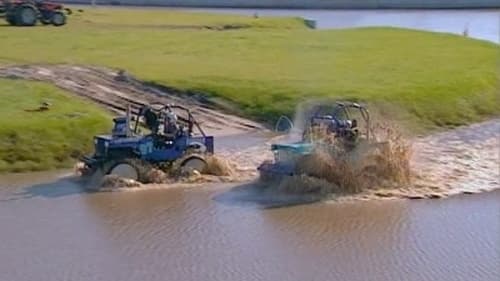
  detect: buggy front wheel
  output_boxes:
[180,156,207,174]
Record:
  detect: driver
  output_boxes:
[163,106,178,137]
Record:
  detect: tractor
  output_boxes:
[0,0,71,26]
[80,103,215,183]
[258,101,376,180]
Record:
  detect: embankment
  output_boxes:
[0,79,111,172]
[0,65,263,137]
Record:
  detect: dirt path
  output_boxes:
[0,64,264,136]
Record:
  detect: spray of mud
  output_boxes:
[202,156,235,177]
[73,96,499,201]
[263,114,500,202]
[100,175,142,189]
[75,154,243,191]
[260,100,411,196]
[266,122,412,197]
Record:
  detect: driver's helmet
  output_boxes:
[331,119,352,130]
[165,108,177,124]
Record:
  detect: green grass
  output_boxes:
[0,79,111,172]
[63,6,308,29]
[0,7,499,172]
[0,7,498,130]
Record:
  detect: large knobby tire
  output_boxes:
[109,163,139,181]
[103,159,151,183]
[16,6,37,26]
[180,156,207,174]
[51,11,66,26]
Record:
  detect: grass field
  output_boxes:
[0,80,111,172]
[0,7,498,172]
[0,7,498,129]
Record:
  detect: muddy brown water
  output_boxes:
[0,121,499,281]
[0,171,499,281]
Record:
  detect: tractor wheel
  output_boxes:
[179,156,207,174]
[51,11,66,26]
[15,6,37,26]
[103,159,151,183]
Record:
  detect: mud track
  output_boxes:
[0,64,264,136]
